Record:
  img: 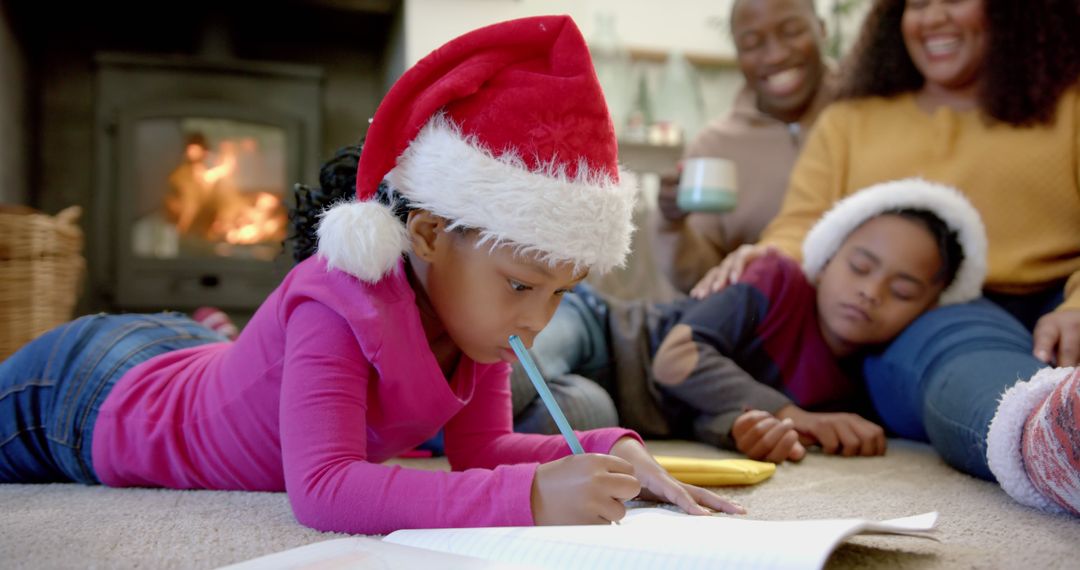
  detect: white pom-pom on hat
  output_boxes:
[316,200,409,283]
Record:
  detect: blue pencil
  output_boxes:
[508,335,585,455]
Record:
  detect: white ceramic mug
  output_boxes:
[677,157,737,213]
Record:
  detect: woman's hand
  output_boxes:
[774,405,886,457]
[689,244,778,299]
[609,437,745,516]
[530,453,641,525]
[731,409,806,463]
[1033,308,1080,367]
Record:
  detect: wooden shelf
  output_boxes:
[627,47,737,68]
[617,140,682,174]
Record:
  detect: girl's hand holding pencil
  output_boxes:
[530,453,641,525]
[608,438,746,517]
[529,439,747,526]
[511,335,745,525]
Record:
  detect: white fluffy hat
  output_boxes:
[801,178,988,305]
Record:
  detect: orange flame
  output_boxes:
[168,137,286,247]
[220,192,286,245]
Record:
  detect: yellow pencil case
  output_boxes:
[654,455,776,486]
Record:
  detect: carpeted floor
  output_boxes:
[1,439,1077,569]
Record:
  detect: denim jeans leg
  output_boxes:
[65,313,225,482]
[0,316,94,482]
[863,299,1044,480]
[511,288,614,433]
[0,313,225,484]
[529,288,610,379]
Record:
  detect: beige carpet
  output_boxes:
[1,439,1077,569]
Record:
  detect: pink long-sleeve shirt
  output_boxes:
[92,256,638,534]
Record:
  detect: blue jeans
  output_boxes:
[525,285,611,382]
[0,313,224,484]
[511,285,617,434]
[863,298,1047,481]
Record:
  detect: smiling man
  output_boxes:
[655,0,834,293]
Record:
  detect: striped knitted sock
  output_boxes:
[193,306,240,340]
[1021,367,1080,516]
[988,367,1080,516]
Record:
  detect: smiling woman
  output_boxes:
[838,0,1080,124]
[900,0,986,97]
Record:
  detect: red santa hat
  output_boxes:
[801,178,988,305]
[316,15,637,282]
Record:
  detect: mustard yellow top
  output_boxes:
[761,88,1080,310]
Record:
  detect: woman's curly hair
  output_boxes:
[837,0,1080,125]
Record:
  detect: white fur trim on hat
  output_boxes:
[801,178,987,305]
[986,366,1074,514]
[316,200,410,282]
[385,114,637,275]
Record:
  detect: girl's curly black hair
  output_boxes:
[837,0,1080,126]
[289,144,361,263]
[288,143,414,264]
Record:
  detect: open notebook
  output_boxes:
[222,508,938,570]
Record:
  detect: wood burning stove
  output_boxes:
[93,53,322,313]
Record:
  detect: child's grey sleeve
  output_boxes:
[658,342,793,449]
[656,284,794,449]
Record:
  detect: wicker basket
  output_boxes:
[0,205,86,360]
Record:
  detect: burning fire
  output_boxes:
[167,137,287,248]
[218,192,286,245]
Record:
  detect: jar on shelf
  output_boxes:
[623,72,653,144]
[651,50,705,146]
[588,12,634,139]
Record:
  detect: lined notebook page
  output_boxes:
[383,508,938,570]
[218,536,532,570]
